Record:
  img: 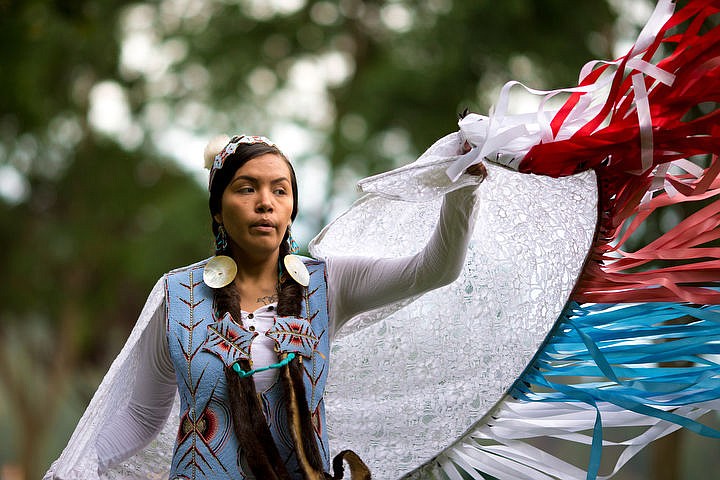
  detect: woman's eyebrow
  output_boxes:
[230,175,290,184]
[264,176,292,185]
[229,175,256,185]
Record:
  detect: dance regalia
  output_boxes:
[45,1,720,479]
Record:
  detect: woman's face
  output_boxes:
[214,153,294,261]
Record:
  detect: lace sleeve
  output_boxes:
[96,285,176,472]
[43,278,180,480]
[324,185,479,336]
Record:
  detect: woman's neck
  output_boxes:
[229,248,281,311]
[232,249,279,283]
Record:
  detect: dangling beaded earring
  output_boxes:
[282,225,309,286]
[203,225,238,289]
[287,226,300,254]
[216,224,229,253]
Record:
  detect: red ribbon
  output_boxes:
[518,1,720,304]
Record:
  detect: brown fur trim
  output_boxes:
[276,241,327,477]
[225,361,292,480]
[281,356,326,480]
[331,450,372,480]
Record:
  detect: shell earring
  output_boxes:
[203,225,237,289]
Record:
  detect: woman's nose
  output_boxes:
[256,189,274,212]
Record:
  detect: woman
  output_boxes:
[46,133,486,479]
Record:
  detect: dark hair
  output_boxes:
[208,141,299,245]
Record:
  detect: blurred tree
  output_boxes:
[0,0,637,478]
[165,0,617,230]
[0,1,210,477]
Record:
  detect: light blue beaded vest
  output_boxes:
[165,257,331,479]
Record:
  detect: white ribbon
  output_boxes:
[630,0,676,56]
[646,158,708,201]
[632,73,654,174]
[431,398,716,480]
[626,58,676,87]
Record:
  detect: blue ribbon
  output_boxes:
[510,299,720,480]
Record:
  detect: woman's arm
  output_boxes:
[95,278,177,472]
[326,184,479,333]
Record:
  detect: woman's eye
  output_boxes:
[274,188,287,195]
[237,186,254,193]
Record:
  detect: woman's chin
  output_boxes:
[232,239,283,260]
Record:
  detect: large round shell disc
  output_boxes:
[283,254,309,286]
[203,255,237,288]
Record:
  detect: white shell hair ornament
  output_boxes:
[204,134,231,170]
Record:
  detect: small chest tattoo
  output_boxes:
[257,294,279,305]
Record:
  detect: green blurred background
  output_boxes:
[1,0,717,479]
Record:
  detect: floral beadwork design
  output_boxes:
[202,312,257,367]
[213,135,276,171]
[265,316,318,359]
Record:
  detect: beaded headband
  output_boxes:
[205,134,279,190]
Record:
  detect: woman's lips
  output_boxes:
[251,220,276,233]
